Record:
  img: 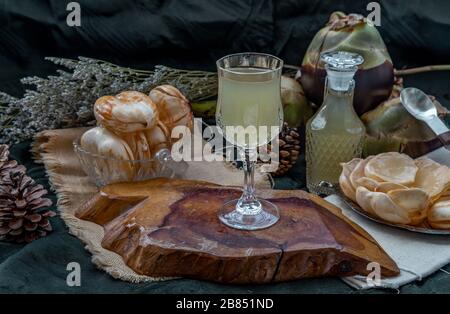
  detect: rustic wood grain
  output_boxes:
[76,178,399,284]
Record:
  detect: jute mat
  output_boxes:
[32,127,271,283]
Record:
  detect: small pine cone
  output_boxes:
[0,144,26,178]
[0,169,55,244]
[0,145,8,163]
[261,122,301,177]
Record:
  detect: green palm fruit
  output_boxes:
[300,11,394,115]
[191,99,217,120]
[280,76,313,127]
[362,95,449,157]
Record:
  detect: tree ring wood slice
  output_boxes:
[76,178,399,284]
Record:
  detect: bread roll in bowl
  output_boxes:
[95,91,159,134]
[80,126,137,181]
[79,86,193,184]
[149,85,193,141]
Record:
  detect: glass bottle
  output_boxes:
[306,51,365,195]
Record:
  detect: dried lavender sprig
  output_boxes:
[0,57,218,145]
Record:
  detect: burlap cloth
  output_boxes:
[32,127,272,283]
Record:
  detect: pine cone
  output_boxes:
[0,151,55,243]
[0,144,26,178]
[264,122,301,177]
[0,144,8,163]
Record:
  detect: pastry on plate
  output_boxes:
[340,152,450,229]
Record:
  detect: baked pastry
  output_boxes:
[414,157,450,202]
[364,152,417,185]
[354,186,428,225]
[93,91,166,160]
[80,87,193,182]
[340,152,450,229]
[428,196,450,229]
[80,126,137,181]
[94,91,159,133]
[338,158,360,202]
[149,85,193,135]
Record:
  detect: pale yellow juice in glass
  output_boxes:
[217,67,283,149]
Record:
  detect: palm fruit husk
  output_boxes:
[280,76,313,127]
[191,99,217,120]
[300,11,394,115]
[362,77,449,157]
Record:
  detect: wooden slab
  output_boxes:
[77,178,399,284]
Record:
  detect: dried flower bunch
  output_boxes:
[0,57,217,144]
[0,144,55,243]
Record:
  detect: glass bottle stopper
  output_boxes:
[320,51,364,91]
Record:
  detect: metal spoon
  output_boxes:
[400,87,450,150]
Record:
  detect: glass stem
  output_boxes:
[236,149,262,215]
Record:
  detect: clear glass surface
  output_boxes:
[306,51,365,195]
[216,52,283,230]
[306,83,365,195]
[73,138,188,187]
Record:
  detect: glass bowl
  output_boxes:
[73,138,188,187]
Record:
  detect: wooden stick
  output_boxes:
[284,63,450,76]
[283,64,302,71]
[395,65,450,76]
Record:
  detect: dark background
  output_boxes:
[1,0,450,293]
[1,0,450,97]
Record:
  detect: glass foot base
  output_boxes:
[218,199,280,230]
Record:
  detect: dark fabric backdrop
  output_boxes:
[1,0,450,293]
[1,0,450,97]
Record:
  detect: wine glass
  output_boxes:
[216,52,284,230]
